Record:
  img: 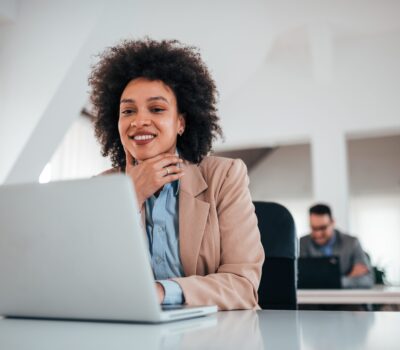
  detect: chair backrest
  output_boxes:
[253,201,297,310]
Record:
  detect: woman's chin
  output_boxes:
[134,151,161,162]
[136,148,177,161]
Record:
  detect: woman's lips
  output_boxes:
[129,134,156,146]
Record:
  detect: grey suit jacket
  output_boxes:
[300,230,374,288]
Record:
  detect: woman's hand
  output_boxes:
[155,282,165,304]
[124,149,184,209]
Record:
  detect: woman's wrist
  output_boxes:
[136,196,145,211]
[155,282,165,303]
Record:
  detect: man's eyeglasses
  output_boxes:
[311,224,331,232]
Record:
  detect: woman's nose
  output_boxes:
[131,112,151,127]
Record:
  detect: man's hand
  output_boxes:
[347,263,369,278]
[124,150,184,209]
[155,282,165,304]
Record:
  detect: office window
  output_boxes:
[40,116,111,182]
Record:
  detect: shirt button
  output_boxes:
[157,227,163,233]
[156,256,163,264]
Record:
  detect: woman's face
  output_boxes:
[118,78,185,162]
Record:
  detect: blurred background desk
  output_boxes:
[297,285,400,304]
[1,309,400,349]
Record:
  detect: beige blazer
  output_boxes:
[102,156,264,310]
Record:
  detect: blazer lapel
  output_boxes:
[141,209,146,228]
[179,161,209,276]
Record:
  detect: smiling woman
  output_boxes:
[89,38,264,310]
[119,78,185,163]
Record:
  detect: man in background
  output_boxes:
[300,203,374,288]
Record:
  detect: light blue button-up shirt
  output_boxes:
[145,179,185,305]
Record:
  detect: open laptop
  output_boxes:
[298,256,342,289]
[0,175,217,322]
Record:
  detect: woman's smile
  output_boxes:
[129,131,157,145]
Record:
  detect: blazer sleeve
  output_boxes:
[173,159,265,310]
[351,238,371,267]
[342,238,374,288]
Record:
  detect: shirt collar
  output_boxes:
[326,231,337,247]
[166,179,179,197]
[174,148,181,196]
[314,231,337,250]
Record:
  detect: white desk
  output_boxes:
[1,310,400,349]
[297,286,400,304]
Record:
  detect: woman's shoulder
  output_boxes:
[194,156,249,199]
[199,155,246,169]
[197,155,247,179]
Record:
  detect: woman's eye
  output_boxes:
[151,107,165,113]
[121,109,135,115]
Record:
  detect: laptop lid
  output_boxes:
[298,256,342,289]
[0,175,215,322]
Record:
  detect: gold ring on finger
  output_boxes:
[165,167,170,176]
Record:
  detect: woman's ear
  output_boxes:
[178,113,186,135]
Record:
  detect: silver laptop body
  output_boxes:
[0,175,217,322]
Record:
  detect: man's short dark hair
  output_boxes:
[309,203,333,219]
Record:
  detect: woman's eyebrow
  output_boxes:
[120,96,169,104]
[147,96,169,103]
[120,98,135,104]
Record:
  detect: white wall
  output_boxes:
[249,144,313,235]
[250,144,312,199]
[348,135,400,195]
[350,194,400,284]
[348,135,400,284]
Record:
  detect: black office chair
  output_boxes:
[253,201,297,310]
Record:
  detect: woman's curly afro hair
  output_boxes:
[89,38,223,169]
